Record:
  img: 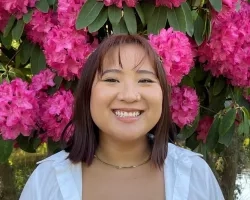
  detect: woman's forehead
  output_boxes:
[101,44,155,71]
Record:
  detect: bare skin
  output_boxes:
[82,160,165,200]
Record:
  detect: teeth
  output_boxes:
[114,110,141,118]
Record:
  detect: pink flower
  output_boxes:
[39,89,74,142]
[0,79,39,140]
[103,0,137,8]
[0,7,10,32]
[29,68,56,92]
[43,26,96,80]
[170,86,199,128]
[57,0,86,28]
[198,1,250,88]
[25,9,56,45]
[155,0,186,8]
[0,0,37,19]
[196,116,213,143]
[149,28,194,86]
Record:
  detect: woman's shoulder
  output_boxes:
[19,150,82,200]
[166,143,224,200]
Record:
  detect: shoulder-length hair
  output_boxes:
[63,34,176,168]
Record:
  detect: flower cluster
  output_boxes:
[155,0,186,8]
[0,0,36,19]
[149,28,194,86]
[39,89,74,142]
[57,0,86,27]
[25,9,56,45]
[196,116,213,143]
[24,1,97,80]
[43,26,95,80]
[0,6,10,32]
[29,68,56,92]
[0,79,39,140]
[103,0,137,8]
[198,1,250,88]
[170,86,199,128]
[0,69,74,142]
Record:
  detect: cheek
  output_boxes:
[90,84,116,117]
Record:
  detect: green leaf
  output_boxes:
[178,115,199,140]
[0,138,13,163]
[16,135,40,153]
[108,5,122,25]
[242,107,250,136]
[20,40,34,64]
[181,75,195,88]
[141,2,155,24]
[112,17,128,34]
[123,6,137,34]
[47,75,63,94]
[36,0,49,13]
[147,7,168,34]
[76,0,104,30]
[186,133,200,150]
[135,4,146,26]
[88,7,108,33]
[23,10,33,23]
[3,16,16,37]
[15,52,21,68]
[206,116,220,151]
[238,122,244,135]
[209,0,222,12]
[167,7,186,33]
[218,123,235,147]
[200,142,207,161]
[47,138,61,154]
[194,15,205,46]
[47,0,56,6]
[30,45,46,74]
[12,20,25,41]
[213,76,226,96]
[181,2,194,36]
[219,108,237,136]
[1,34,12,49]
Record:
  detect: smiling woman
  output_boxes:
[19,35,225,200]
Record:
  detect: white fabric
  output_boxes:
[19,143,225,200]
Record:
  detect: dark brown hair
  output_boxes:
[63,34,176,168]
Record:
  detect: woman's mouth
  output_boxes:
[112,109,143,122]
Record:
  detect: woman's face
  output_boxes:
[90,44,163,142]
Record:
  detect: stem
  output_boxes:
[200,105,217,114]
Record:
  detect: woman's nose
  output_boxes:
[117,84,141,103]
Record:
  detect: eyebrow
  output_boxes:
[102,69,156,76]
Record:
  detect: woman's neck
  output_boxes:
[96,134,151,167]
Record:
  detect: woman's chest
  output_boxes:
[82,165,165,200]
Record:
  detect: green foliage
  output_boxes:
[108,5,122,25]
[0,138,13,163]
[76,0,104,29]
[88,8,108,33]
[30,45,46,74]
[147,7,168,34]
[36,0,50,13]
[209,0,222,12]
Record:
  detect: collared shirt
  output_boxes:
[19,143,225,200]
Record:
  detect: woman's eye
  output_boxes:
[104,78,119,83]
[139,79,154,83]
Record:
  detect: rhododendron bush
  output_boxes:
[0,0,250,170]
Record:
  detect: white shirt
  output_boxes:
[20,143,225,200]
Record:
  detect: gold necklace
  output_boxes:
[94,154,151,169]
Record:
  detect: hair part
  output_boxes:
[62,34,176,168]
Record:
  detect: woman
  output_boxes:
[20,35,224,200]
